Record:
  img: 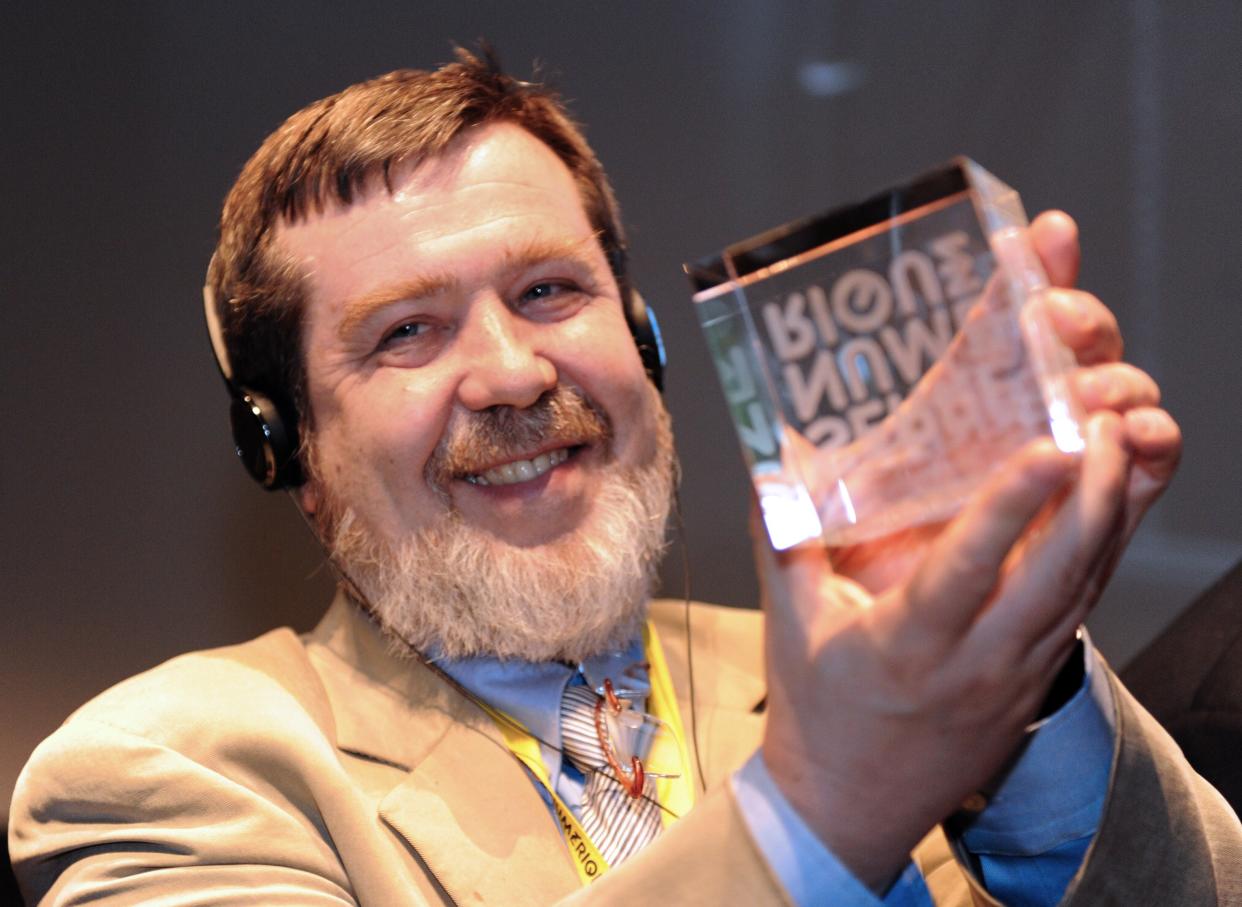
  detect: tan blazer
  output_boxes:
[10,594,1242,905]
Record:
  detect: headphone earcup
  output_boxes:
[228,389,303,490]
[624,289,666,392]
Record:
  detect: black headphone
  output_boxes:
[205,275,666,492]
[623,286,666,394]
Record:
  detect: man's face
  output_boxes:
[281,122,661,548]
[274,123,672,659]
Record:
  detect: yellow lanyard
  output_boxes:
[480,620,696,886]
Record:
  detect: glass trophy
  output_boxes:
[686,158,1085,550]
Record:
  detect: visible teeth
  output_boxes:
[469,448,570,487]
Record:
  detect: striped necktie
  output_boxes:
[559,683,663,866]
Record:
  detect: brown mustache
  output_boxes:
[425,386,612,490]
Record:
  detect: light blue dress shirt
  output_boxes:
[437,637,649,812]
[437,630,1115,905]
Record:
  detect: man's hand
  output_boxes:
[830,211,1179,595]
[1032,212,1181,569]
[755,211,1182,891]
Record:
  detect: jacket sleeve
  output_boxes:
[1059,669,1242,904]
[573,663,1242,907]
[8,716,360,906]
[937,665,1242,906]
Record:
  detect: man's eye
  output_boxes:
[520,281,577,305]
[380,321,429,347]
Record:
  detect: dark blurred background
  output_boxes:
[4,1,1241,818]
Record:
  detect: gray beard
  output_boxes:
[315,388,677,662]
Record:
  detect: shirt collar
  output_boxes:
[434,636,648,789]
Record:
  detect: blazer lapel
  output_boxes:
[305,595,767,903]
[649,599,768,787]
[378,716,579,906]
[307,595,579,905]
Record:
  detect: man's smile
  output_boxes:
[425,384,613,501]
[463,445,574,486]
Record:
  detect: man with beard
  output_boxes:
[10,51,1241,906]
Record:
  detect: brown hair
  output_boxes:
[207,47,629,452]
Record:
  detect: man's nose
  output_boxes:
[456,302,557,411]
